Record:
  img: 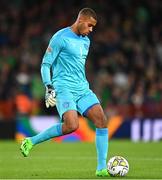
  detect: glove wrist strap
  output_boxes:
[46,84,54,90]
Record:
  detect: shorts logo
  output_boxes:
[63,102,70,108]
[84,44,89,50]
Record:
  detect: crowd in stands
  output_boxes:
[0,0,162,120]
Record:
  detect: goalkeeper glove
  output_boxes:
[45,85,56,108]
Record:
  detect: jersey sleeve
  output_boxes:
[41,35,64,86]
[42,35,64,65]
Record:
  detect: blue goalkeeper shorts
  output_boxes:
[55,89,100,119]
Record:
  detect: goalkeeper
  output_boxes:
[20,8,109,177]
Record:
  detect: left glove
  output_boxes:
[45,85,56,108]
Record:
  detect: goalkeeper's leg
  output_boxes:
[20,138,33,157]
[20,123,63,157]
[20,110,79,157]
[85,104,109,177]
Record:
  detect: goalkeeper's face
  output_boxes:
[78,16,97,36]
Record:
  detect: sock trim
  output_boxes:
[96,128,108,136]
[56,123,63,135]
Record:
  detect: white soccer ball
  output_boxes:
[107,156,129,177]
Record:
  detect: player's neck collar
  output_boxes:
[69,26,81,37]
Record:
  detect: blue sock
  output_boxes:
[30,123,63,145]
[96,128,108,171]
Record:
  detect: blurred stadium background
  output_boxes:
[0,0,162,142]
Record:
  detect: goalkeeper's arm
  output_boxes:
[40,35,64,108]
[45,84,56,108]
[41,63,56,108]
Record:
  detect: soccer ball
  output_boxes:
[107,156,129,177]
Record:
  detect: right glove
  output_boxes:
[45,85,56,108]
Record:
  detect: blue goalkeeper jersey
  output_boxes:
[41,27,90,93]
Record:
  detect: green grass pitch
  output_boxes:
[0,140,162,179]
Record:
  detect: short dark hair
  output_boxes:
[79,8,97,21]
